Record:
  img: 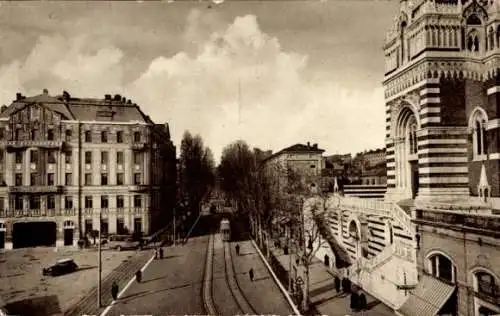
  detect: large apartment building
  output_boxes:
[263,142,325,196]
[0,90,176,249]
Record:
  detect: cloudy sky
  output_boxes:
[0,0,399,161]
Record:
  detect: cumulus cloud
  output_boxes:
[0,8,385,160]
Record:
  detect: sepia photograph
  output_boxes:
[0,0,499,315]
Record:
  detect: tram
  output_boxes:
[220,219,231,241]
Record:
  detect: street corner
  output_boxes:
[0,246,143,315]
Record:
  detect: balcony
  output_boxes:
[0,208,72,218]
[132,207,143,214]
[129,185,150,193]
[131,142,147,151]
[8,185,64,194]
[1,140,65,151]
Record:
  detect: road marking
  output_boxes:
[100,253,156,316]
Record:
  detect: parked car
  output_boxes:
[42,258,78,277]
[107,234,143,251]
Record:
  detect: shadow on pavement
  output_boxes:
[118,280,201,304]
[309,283,335,297]
[4,295,61,316]
[366,299,382,310]
[76,265,97,272]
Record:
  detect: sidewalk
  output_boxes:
[230,240,294,315]
[267,243,396,316]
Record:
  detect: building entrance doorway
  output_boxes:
[134,218,142,234]
[63,220,75,246]
[64,229,73,246]
[13,222,56,248]
[411,161,419,199]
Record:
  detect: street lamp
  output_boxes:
[97,208,102,308]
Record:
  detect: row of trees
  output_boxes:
[218,140,328,312]
[179,131,215,221]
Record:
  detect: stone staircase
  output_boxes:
[319,195,417,310]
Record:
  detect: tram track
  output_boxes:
[223,241,258,315]
[202,232,258,315]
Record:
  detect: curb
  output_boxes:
[250,239,301,316]
[99,251,156,316]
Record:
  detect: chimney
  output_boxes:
[16,93,22,101]
[122,97,126,102]
[127,100,132,104]
[43,88,49,95]
[313,143,318,149]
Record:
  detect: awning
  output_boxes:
[397,274,456,316]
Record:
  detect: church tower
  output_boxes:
[384,0,500,208]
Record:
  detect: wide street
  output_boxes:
[103,213,294,316]
[104,236,208,316]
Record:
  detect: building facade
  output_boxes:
[397,209,500,316]
[0,90,176,249]
[263,142,325,195]
[378,0,500,315]
[384,0,500,206]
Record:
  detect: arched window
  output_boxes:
[488,27,494,50]
[428,253,457,283]
[467,29,480,51]
[470,109,488,159]
[474,270,498,297]
[497,25,500,48]
[401,20,408,63]
[467,14,482,26]
[406,116,418,155]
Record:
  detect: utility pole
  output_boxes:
[97,209,102,308]
[173,207,176,246]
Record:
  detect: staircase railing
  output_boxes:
[388,202,413,235]
[338,196,413,235]
[367,243,395,271]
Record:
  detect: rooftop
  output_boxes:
[0,90,154,124]
[263,142,325,162]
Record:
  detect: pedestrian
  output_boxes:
[334,276,341,293]
[249,268,254,282]
[358,293,367,310]
[236,244,240,256]
[135,269,142,283]
[159,247,164,259]
[111,281,119,301]
[350,292,359,311]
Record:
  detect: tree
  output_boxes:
[179,131,215,219]
[218,141,273,242]
[295,194,330,312]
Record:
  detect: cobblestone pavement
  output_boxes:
[65,249,154,316]
[0,246,139,316]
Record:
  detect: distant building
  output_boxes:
[263,142,325,194]
[363,148,386,169]
[0,90,176,249]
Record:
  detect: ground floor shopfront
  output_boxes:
[0,209,153,250]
